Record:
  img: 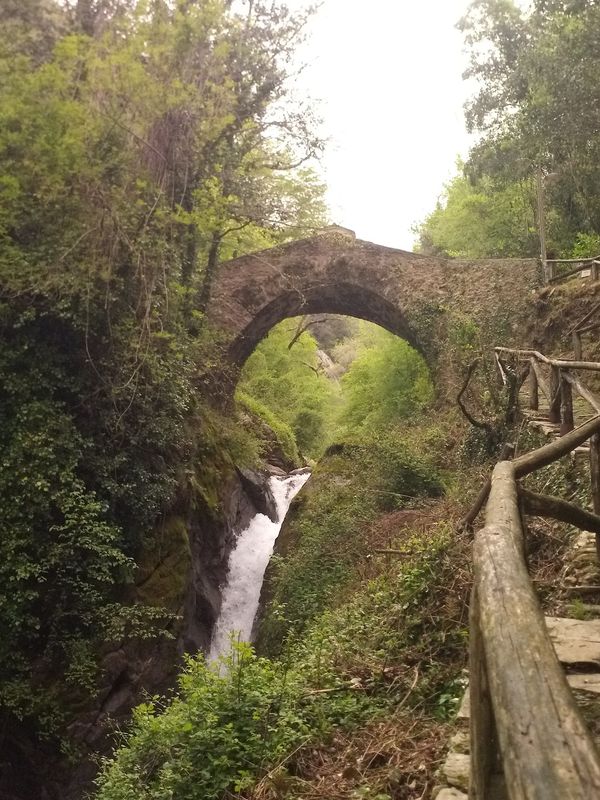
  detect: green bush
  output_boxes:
[237,391,300,467]
[96,520,467,800]
[95,643,347,800]
[237,322,337,459]
[0,390,133,723]
[257,429,443,656]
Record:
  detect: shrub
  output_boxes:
[96,644,313,800]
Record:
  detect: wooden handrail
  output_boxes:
[563,371,600,414]
[546,256,600,285]
[529,358,551,403]
[467,344,600,794]
[512,413,600,473]
[460,414,600,530]
[546,255,600,264]
[495,348,600,436]
[494,347,600,372]
[549,263,593,283]
[471,462,600,799]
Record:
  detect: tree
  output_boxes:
[457,0,600,253]
[237,321,337,458]
[416,170,537,258]
[0,0,327,745]
[339,325,433,433]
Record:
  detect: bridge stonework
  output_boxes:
[207,229,540,371]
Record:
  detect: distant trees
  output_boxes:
[237,322,337,459]
[0,0,326,306]
[416,170,537,258]
[339,325,433,432]
[419,0,600,258]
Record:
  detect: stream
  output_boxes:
[208,470,310,662]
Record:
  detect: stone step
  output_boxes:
[435,789,468,800]
[545,616,600,669]
[440,622,600,800]
[574,445,591,455]
[456,686,470,726]
[567,673,600,693]
[449,730,469,754]
[440,752,469,793]
[438,753,506,800]
[528,420,560,436]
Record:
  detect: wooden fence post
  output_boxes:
[529,359,539,411]
[560,376,574,435]
[573,332,583,361]
[549,366,561,424]
[470,587,497,799]
[591,434,600,514]
[590,434,600,562]
[592,261,600,282]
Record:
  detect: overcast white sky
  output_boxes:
[289,0,475,249]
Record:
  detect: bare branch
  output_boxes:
[519,487,600,535]
[457,358,496,434]
[287,315,333,349]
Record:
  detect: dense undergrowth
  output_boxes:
[95,344,477,800]
[257,433,444,655]
[96,484,471,800]
[0,0,329,756]
[7,1,600,797]
[92,287,524,799]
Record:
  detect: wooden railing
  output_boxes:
[547,255,600,284]
[468,347,600,798]
[462,348,600,530]
[495,347,600,501]
[471,456,600,799]
[569,302,600,361]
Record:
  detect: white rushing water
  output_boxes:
[208,471,310,662]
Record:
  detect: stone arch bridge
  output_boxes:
[206,228,539,377]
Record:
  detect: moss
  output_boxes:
[256,429,444,657]
[237,391,301,467]
[136,516,191,612]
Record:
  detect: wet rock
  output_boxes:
[266,463,286,476]
[237,467,278,522]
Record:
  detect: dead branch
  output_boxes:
[288,315,333,349]
[518,487,600,534]
[296,360,320,375]
[457,358,495,434]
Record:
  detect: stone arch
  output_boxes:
[227,281,421,368]
[205,229,540,386]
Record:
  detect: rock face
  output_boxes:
[3,466,279,800]
[236,467,278,522]
[182,466,278,655]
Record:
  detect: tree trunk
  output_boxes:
[76,0,95,35]
[197,232,221,312]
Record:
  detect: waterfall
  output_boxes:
[208,471,310,662]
